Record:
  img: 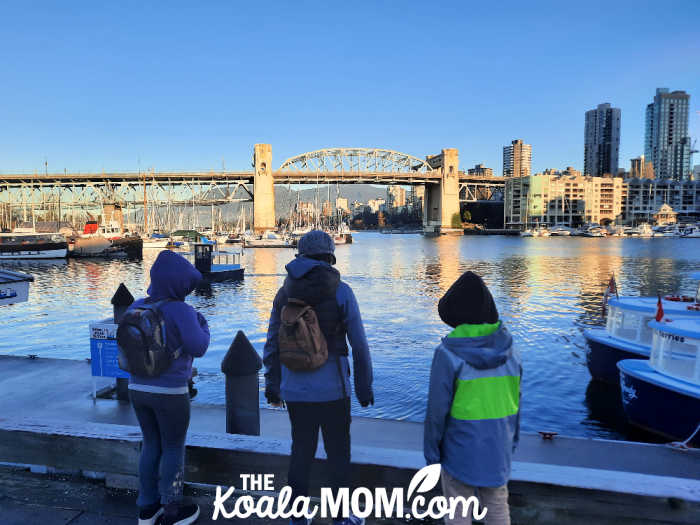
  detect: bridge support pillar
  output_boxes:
[253,144,276,233]
[423,148,462,235]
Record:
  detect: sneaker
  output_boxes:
[157,504,200,525]
[289,518,312,525]
[138,503,163,525]
[334,516,365,525]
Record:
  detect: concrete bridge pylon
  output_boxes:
[423,148,462,235]
[253,143,276,233]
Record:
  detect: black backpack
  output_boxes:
[116,299,181,377]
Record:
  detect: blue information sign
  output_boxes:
[89,321,129,379]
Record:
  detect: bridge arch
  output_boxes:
[278,148,434,173]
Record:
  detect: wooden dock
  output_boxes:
[0,355,698,524]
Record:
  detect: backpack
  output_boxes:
[116,299,181,377]
[278,298,328,371]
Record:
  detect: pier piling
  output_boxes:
[111,283,134,401]
[221,331,263,435]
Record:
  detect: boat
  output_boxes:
[0,269,34,305]
[682,225,700,238]
[584,284,700,384]
[190,243,244,282]
[537,227,551,237]
[582,225,606,237]
[0,231,68,259]
[142,237,171,249]
[628,223,653,238]
[550,225,573,236]
[71,220,143,258]
[618,318,700,443]
[243,231,293,248]
[520,229,535,237]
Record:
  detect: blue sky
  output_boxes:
[1,1,698,175]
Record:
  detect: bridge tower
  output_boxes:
[253,143,276,233]
[423,148,462,235]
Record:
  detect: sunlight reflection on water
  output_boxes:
[2,233,698,440]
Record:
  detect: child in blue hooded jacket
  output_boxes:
[128,250,210,525]
[424,271,521,525]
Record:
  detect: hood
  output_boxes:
[441,325,513,370]
[284,256,340,305]
[147,250,202,301]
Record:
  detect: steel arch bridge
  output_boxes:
[278,148,435,174]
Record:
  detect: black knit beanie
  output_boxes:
[438,271,499,327]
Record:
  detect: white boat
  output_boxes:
[583,227,606,237]
[550,226,572,236]
[0,231,68,259]
[0,269,34,305]
[243,231,293,248]
[618,318,700,442]
[520,229,535,237]
[629,223,653,238]
[537,228,551,237]
[682,225,700,238]
[142,237,171,249]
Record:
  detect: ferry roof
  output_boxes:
[0,269,34,284]
[648,318,700,340]
[608,296,700,315]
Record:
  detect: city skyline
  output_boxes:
[0,2,698,176]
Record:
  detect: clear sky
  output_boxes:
[1,1,698,175]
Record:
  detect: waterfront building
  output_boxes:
[630,155,654,180]
[645,88,692,180]
[468,163,494,177]
[367,198,386,213]
[321,200,332,217]
[504,168,625,228]
[503,139,532,178]
[623,178,700,224]
[386,186,406,209]
[584,103,621,177]
[336,197,349,213]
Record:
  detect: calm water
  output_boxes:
[2,233,699,440]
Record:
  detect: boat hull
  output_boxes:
[618,359,700,443]
[584,328,649,384]
[0,246,68,259]
[201,266,245,282]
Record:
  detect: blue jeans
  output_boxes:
[130,390,190,508]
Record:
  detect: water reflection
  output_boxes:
[2,235,699,440]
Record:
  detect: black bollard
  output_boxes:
[111,283,134,401]
[221,331,263,435]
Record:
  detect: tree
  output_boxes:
[462,210,472,223]
[451,212,462,228]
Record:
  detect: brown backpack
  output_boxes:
[279,298,329,371]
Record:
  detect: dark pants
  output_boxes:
[286,398,351,503]
[129,390,191,509]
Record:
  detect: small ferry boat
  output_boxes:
[0,269,34,305]
[191,243,244,281]
[584,281,700,384]
[618,318,700,443]
[0,231,68,259]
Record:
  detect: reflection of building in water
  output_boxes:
[249,248,286,326]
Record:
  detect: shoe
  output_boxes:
[157,504,200,525]
[334,516,365,525]
[289,518,312,525]
[138,503,163,525]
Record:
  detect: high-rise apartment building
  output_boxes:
[468,163,494,177]
[386,186,407,209]
[630,155,655,179]
[584,103,621,177]
[503,139,532,178]
[645,88,691,180]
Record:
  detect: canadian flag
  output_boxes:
[655,294,665,322]
[602,274,619,317]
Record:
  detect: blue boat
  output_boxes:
[192,243,244,282]
[585,292,700,384]
[618,318,700,443]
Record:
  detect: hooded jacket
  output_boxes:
[128,250,210,392]
[263,256,373,404]
[424,323,521,488]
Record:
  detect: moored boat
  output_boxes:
[0,231,68,259]
[0,269,34,305]
[618,318,700,443]
[243,231,293,248]
[584,287,700,384]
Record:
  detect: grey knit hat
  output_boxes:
[297,230,335,257]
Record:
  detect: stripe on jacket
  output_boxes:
[450,375,520,421]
